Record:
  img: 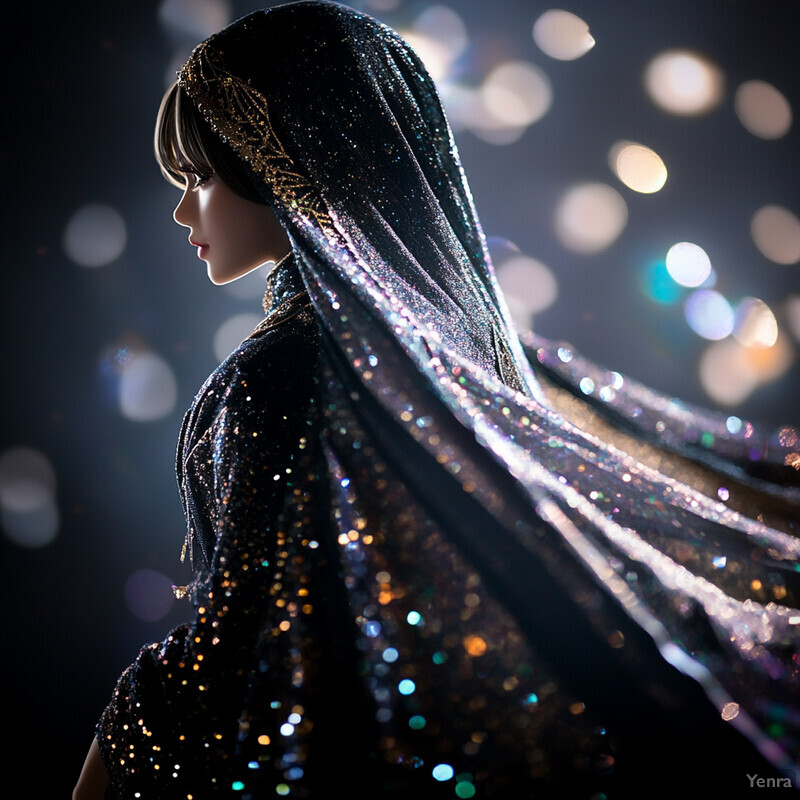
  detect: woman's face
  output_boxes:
[173,174,291,285]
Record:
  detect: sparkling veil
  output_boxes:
[170,0,800,793]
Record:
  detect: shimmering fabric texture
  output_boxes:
[99,2,800,797]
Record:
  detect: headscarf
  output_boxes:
[176,1,800,790]
[177,1,541,397]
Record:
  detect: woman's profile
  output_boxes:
[74,2,800,798]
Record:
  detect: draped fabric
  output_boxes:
[98,2,800,797]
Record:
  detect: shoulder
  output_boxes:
[180,306,320,453]
[224,304,319,405]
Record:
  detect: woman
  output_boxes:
[75,2,800,797]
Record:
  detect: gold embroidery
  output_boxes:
[178,41,333,231]
[250,294,314,338]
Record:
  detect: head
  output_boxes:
[165,0,534,394]
[155,81,291,285]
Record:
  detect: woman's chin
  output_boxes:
[206,264,238,286]
[208,261,277,286]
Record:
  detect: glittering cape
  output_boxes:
[97,2,800,797]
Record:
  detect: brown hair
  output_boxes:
[154,82,265,204]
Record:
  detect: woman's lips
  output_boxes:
[190,240,209,258]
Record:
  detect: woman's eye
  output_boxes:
[184,171,212,189]
[192,173,212,188]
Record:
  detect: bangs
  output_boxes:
[154,82,265,203]
[155,83,216,188]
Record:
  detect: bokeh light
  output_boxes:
[432,764,455,782]
[734,80,792,140]
[750,205,800,265]
[480,61,553,128]
[640,259,684,304]
[63,204,127,268]
[699,333,793,405]
[496,255,558,329]
[554,183,628,254]
[0,446,59,548]
[413,6,468,65]
[442,85,526,145]
[456,779,477,799]
[665,242,713,287]
[363,0,401,10]
[532,10,595,61]
[733,297,779,348]
[213,313,262,362]
[124,568,177,622]
[445,58,554,146]
[644,50,724,115]
[2,503,59,550]
[402,7,468,85]
[745,332,794,384]
[684,289,735,340]
[118,351,179,422]
[787,296,800,344]
[699,338,760,405]
[158,0,232,40]
[609,141,668,194]
[438,84,476,133]
[398,679,416,695]
[402,33,452,84]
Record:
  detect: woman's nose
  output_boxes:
[173,186,193,227]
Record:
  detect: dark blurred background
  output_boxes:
[2,0,799,794]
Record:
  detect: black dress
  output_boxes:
[97,3,800,797]
[96,257,797,800]
[97,259,621,799]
